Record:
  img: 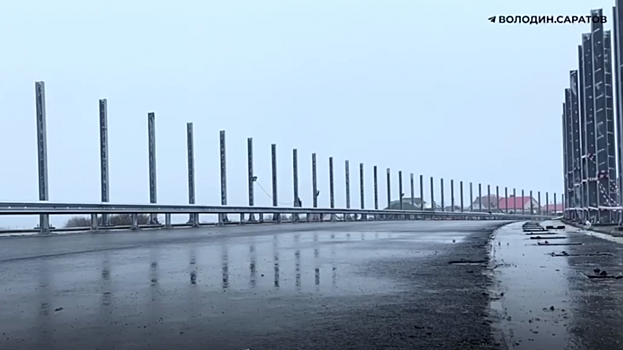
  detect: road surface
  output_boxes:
[0,220,510,349]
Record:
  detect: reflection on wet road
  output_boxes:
[0,221,506,350]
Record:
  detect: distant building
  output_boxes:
[384,197,440,210]
[497,196,540,214]
[469,195,499,212]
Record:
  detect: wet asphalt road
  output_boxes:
[492,221,623,350]
[0,220,509,350]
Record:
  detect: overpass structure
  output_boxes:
[562,3,623,224]
[0,82,555,235]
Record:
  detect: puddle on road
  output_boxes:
[491,221,576,350]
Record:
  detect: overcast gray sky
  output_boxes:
[0,0,614,228]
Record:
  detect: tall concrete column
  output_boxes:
[292,149,299,222]
[99,99,110,227]
[148,112,158,225]
[219,130,228,224]
[271,144,280,222]
[35,82,50,234]
[247,138,256,222]
[187,122,197,226]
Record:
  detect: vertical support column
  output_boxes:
[469,182,474,212]
[329,157,335,221]
[513,188,517,213]
[495,186,499,214]
[398,171,403,210]
[247,138,256,222]
[99,99,110,227]
[546,192,549,216]
[605,29,618,219]
[271,144,280,222]
[578,43,589,221]
[360,163,365,221]
[582,33,598,222]
[537,191,541,215]
[312,153,318,208]
[410,173,415,206]
[505,187,509,214]
[292,149,299,222]
[614,5,623,224]
[147,112,158,225]
[530,190,534,215]
[35,82,50,234]
[187,122,197,226]
[419,175,424,211]
[487,185,491,213]
[386,168,391,210]
[345,160,351,212]
[373,166,379,210]
[219,130,228,224]
[554,193,558,216]
[430,176,435,213]
[478,183,482,212]
[460,181,464,212]
[450,180,455,212]
[521,189,525,215]
[440,178,445,211]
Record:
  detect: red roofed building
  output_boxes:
[497,196,540,214]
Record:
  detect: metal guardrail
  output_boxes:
[0,201,553,235]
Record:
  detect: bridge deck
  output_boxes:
[0,221,505,350]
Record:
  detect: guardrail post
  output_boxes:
[545,192,549,216]
[360,163,365,221]
[272,144,280,223]
[219,130,229,225]
[187,122,198,227]
[131,214,139,230]
[469,182,474,212]
[345,160,350,220]
[165,213,172,228]
[248,138,256,222]
[440,178,445,212]
[460,181,464,212]
[419,175,424,212]
[147,112,159,225]
[430,176,435,215]
[521,189,525,215]
[35,82,50,234]
[91,213,99,231]
[329,157,335,221]
[450,179,455,212]
[99,99,110,227]
[537,191,541,215]
[293,149,299,222]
